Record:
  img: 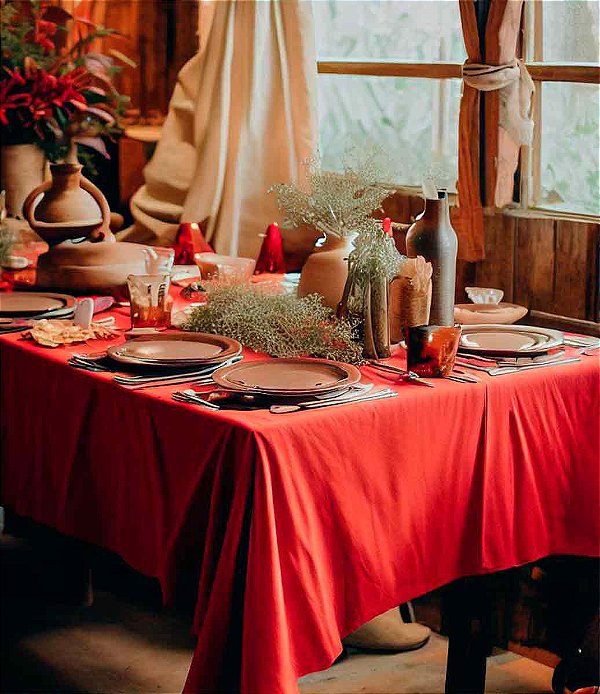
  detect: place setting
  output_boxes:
[453,324,584,375]
[172,357,398,413]
[0,291,77,334]
[69,332,244,390]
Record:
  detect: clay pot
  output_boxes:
[22,163,111,245]
[406,192,457,326]
[36,240,148,294]
[0,144,47,218]
[298,234,355,309]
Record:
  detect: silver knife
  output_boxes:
[487,357,581,376]
[270,389,398,413]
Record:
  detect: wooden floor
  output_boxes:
[1,533,554,694]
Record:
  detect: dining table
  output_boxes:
[0,297,598,694]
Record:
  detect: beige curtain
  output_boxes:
[125,0,318,259]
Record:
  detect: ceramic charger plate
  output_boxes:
[0,291,76,318]
[212,358,362,396]
[454,302,528,325]
[107,332,241,367]
[459,324,563,356]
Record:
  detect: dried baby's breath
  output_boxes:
[269,148,396,239]
[182,283,363,364]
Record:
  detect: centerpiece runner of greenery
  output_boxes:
[182,283,364,365]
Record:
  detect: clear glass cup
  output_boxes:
[144,247,175,275]
[127,274,172,329]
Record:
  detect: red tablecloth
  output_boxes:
[1,310,599,694]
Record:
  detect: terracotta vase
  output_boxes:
[298,234,355,309]
[406,192,458,326]
[0,144,46,218]
[22,163,111,245]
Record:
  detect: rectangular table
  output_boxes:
[1,310,598,693]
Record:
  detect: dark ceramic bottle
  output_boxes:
[405,191,458,326]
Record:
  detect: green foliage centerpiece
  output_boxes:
[182,283,363,364]
[338,219,403,359]
[270,150,397,309]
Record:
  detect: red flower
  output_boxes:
[0,67,88,132]
[33,19,57,53]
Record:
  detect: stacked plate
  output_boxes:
[106,333,242,368]
[211,357,362,398]
[0,292,76,320]
[458,324,563,357]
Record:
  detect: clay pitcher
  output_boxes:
[406,191,457,326]
[22,163,112,245]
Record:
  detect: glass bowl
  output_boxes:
[465,286,504,305]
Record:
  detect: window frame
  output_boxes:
[316,0,600,221]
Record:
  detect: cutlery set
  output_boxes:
[68,354,243,389]
[366,360,478,385]
[455,353,581,375]
[171,382,397,413]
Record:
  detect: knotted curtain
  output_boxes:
[456,0,533,261]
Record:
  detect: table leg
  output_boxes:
[443,576,494,694]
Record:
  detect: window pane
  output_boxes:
[539,82,599,216]
[314,0,467,63]
[542,0,599,63]
[318,75,461,189]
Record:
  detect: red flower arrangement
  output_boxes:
[0,0,133,162]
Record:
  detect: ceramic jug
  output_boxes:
[22,163,111,245]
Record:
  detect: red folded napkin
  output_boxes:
[173,221,214,265]
[255,222,286,274]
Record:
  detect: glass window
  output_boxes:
[539,82,600,216]
[314,0,467,63]
[318,75,461,189]
[542,0,599,64]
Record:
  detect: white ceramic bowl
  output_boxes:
[465,286,504,305]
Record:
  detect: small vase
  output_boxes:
[298,234,355,310]
[406,191,458,326]
[0,144,46,218]
[22,163,112,245]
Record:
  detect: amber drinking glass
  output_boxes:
[405,324,462,377]
[127,274,171,329]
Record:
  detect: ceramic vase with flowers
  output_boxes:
[0,0,132,218]
[270,154,396,309]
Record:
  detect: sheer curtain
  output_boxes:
[127,0,318,259]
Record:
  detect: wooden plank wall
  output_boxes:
[73,0,199,116]
[477,214,600,334]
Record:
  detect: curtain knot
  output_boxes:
[462,58,535,146]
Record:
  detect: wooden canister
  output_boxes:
[388,275,432,343]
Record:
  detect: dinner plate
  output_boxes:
[0,292,76,318]
[212,358,362,395]
[107,332,242,366]
[459,324,563,356]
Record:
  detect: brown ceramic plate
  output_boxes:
[459,324,563,356]
[107,332,241,365]
[212,357,361,395]
[454,302,528,325]
[0,292,76,317]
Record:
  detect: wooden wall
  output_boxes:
[73,0,199,117]
[476,214,599,335]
